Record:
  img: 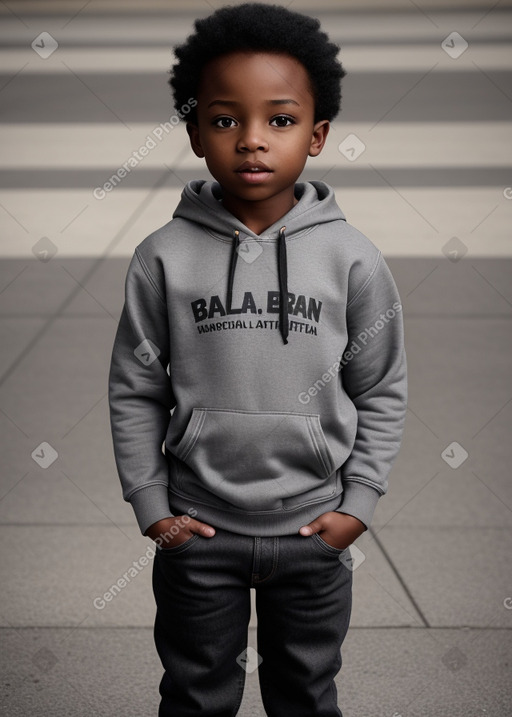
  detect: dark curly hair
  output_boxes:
[169,2,346,125]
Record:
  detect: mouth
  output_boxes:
[235,161,273,184]
[236,161,272,173]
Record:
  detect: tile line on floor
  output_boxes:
[370,527,431,628]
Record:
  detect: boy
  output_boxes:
[108,3,407,716]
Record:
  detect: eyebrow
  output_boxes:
[207,99,300,108]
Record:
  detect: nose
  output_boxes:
[237,124,269,152]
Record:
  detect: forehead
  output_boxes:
[197,51,314,104]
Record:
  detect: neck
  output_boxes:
[221,188,298,235]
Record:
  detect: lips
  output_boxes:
[235,160,273,184]
[236,160,273,174]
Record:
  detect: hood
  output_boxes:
[173,180,346,345]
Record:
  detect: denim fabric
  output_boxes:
[152,528,353,716]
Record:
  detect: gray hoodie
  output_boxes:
[108,180,407,536]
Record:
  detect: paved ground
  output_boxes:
[0,1,511,715]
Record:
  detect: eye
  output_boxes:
[270,115,295,127]
[213,116,237,128]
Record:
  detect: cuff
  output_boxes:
[129,484,174,535]
[336,481,382,530]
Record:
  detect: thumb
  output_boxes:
[191,519,215,538]
[299,519,322,537]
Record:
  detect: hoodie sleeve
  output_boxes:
[337,252,407,529]
[108,248,175,535]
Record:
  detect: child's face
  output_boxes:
[187,51,329,228]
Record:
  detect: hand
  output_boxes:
[145,515,215,549]
[299,511,366,550]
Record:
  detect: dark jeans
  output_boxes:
[152,528,353,717]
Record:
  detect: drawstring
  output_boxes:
[226,230,239,313]
[226,226,289,345]
[277,226,288,344]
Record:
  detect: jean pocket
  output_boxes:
[311,533,350,556]
[155,534,200,556]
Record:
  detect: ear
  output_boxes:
[186,123,205,158]
[309,120,330,157]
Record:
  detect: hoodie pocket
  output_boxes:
[173,408,337,512]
